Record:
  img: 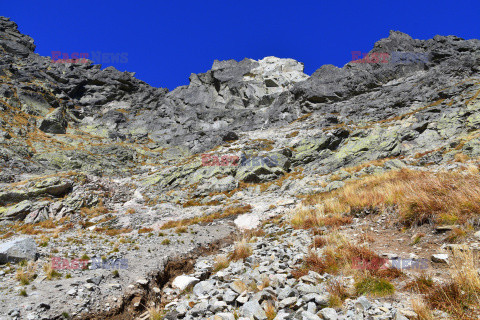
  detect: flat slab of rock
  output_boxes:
[172,275,199,291]
[435,225,459,232]
[0,237,37,264]
[240,300,267,320]
[431,253,449,264]
[234,213,260,230]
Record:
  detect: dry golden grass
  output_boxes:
[291,204,353,229]
[342,158,392,174]
[327,280,351,307]
[175,226,187,234]
[182,199,221,207]
[16,262,37,285]
[404,274,434,294]
[43,262,61,280]
[99,228,132,236]
[138,227,154,234]
[450,247,480,294]
[0,231,14,239]
[311,236,328,249]
[147,306,164,320]
[36,219,57,229]
[411,299,434,320]
[467,164,480,175]
[212,255,230,272]
[445,227,467,243]
[80,199,109,217]
[407,248,480,319]
[292,241,381,277]
[264,302,277,320]
[15,224,42,235]
[301,168,480,227]
[290,112,312,124]
[286,131,299,138]
[329,174,342,181]
[454,152,470,163]
[125,208,136,214]
[160,205,252,229]
[228,238,253,261]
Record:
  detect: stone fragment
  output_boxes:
[431,254,449,264]
[172,275,199,291]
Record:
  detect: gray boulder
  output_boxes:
[39,107,68,134]
[241,300,267,320]
[0,200,33,221]
[0,237,38,264]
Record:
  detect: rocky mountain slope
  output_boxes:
[1,16,480,320]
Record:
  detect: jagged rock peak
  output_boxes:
[0,16,36,56]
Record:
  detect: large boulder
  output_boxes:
[39,107,68,134]
[0,237,38,264]
[0,200,33,221]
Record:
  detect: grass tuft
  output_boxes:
[354,276,395,297]
[228,238,252,261]
[213,255,230,272]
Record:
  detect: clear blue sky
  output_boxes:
[3,0,479,90]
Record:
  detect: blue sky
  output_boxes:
[2,0,479,90]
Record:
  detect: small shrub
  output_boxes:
[161,239,171,245]
[19,289,27,297]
